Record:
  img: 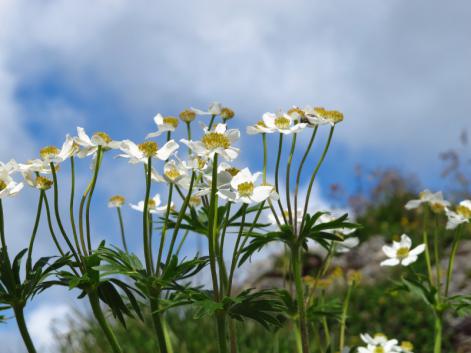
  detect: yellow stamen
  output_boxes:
[237,182,254,197]
[287,107,305,120]
[221,107,235,120]
[347,270,362,285]
[179,109,196,123]
[457,205,471,218]
[40,146,60,160]
[196,157,207,170]
[256,120,267,127]
[325,110,344,123]
[373,347,384,353]
[396,247,410,259]
[36,176,53,190]
[225,167,240,177]
[138,141,158,158]
[430,202,445,213]
[109,195,125,207]
[164,166,181,181]
[93,132,112,144]
[401,341,414,351]
[163,116,179,128]
[0,180,7,191]
[148,199,156,208]
[189,195,202,207]
[274,116,290,129]
[202,132,230,150]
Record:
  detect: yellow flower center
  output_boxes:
[36,176,53,190]
[347,270,362,285]
[40,146,60,160]
[189,195,202,206]
[313,107,327,116]
[109,195,125,207]
[202,132,230,150]
[401,341,414,351]
[93,132,112,144]
[0,180,7,191]
[457,205,471,218]
[256,120,267,127]
[165,166,181,181]
[196,157,207,170]
[221,107,235,120]
[138,141,158,157]
[225,167,240,177]
[179,109,196,123]
[430,202,445,213]
[287,107,305,120]
[274,116,290,129]
[396,247,410,259]
[374,347,385,353]
[374,333,387,340]
[163,116,179,128]
[237,182,254,197]
[325,110,344,123]
[148,199,156,208]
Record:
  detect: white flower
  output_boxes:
[262,112,307,134]
[380,234,425,267]
[39,135,77,164]
[191,102,223,116]
[118,140,179,164]
[219,168,276,204]
[359,333,399,353]
[75,127,121,158]
[151,159,191,188]
[444,200,471,229]
[304,106,344,126]
[0,161,23,198]
[130,194,173,214]
[146,114,179,138]
[108,195,125,208]
[192,164,233,197]
[181,123,240,161]
[405,189,450,212]
[246,120,275,135]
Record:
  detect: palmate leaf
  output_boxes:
[307,297,342,321]
[392,276,437,309]
[445,294,471,317]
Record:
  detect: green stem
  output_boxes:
[262,133,267,183]
[275,134,288,225]
[433,312,442,353]
[157,184,174,274]
[43,194,66,257]
[229,319,238,353]
[150,298,169,353]
[143,157,153,275]
[69,157,82,258]
[176,229,190,256]
[50,163,81,263]
[300,126,335,232]
[445,225,462,296]
[433,217,441,295]
[208,114,216,130]
[85,147,103,254]
[294,127,318,237]
[13,306,37,353]
[422,207,434,286]
[0,200,5,249]
[26,192,44,273]
[88,291,123,353]
[292,246,310,353]
[339,283,354,351]
[285,134,297,226]
[227,204,247,295]
[116,208,128,253]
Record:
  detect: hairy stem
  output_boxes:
[13,306,37,353]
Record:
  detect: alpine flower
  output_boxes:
[444,200,471,229]
[130,194,173,214]
[108,195,126,208]
[262,112,307,134]
[404,189,450,213]
[190,102,222,116]
[380,234,425,267]
[146,114,179,138]
[75,127,121,158]
[118,140,179,164]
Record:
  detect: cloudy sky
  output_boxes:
[0,0,470,351]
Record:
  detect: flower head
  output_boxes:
[262,112,307,134]
[304,106,344,126]
[146,114,179,138]
[358,333,399,353]
[405,189,450,213]
[444,200,471,229]
[181,124,240,161]
[108,195,125,208]
[130,194,173,214]
[380,234,425,267]
[0,161,23,198]
[246,120,275,135]
[39,135,78,164]
[118,139,179,164]
[190,102,222,117]
[151,159,191,188]
[220,107,235,120]
[75,127,121,158]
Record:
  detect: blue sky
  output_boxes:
[1,0,470,351]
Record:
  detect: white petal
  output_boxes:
[405,199,422,210]
[380,258,400,266]
[400,234,412,248]
[156,140,179,160]
[382,245,396,258]
[214,123,227,134]
[76,127,93,146]
[251,186,273,203]
[401,255,418,266]
[409,244,426,256]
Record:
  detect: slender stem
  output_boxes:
[149,214,155,270]
[88,291,123,353]
[275,134,288,225]
[116,208,128,253]
[186,122,192,153]
[422,207,434,286]
[433,217,441,295]
[294,127,318,237]
[433,312,442,353]
[445,225,462,296]
[69,157,82,258]
[176,229,190,256]
[150,298,169,353]
[227,205,247,295]
[0,200,5,249]
[321,315,331,350]
[262,134,267,183]
[50,163,81,263]
[26,192,44,273]
[208,114,216,130]
[300,126,335,232]
[229,319,238,353]
[85,147,103,254]
[292,246,310,353]
[143,158,153,275]
[285,134,297,226]
[13,306,37,353]
[157,184,174,274]
[165,173,196,265]
[339,283,354,351]
[43,194,66,257]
